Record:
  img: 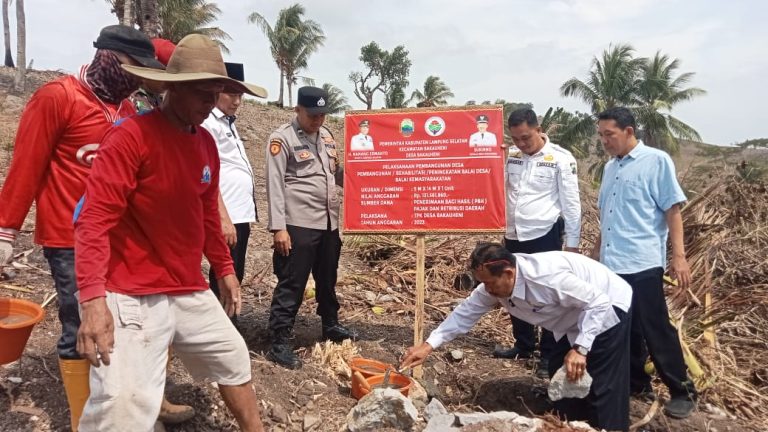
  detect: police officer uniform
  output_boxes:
[265,86,357,369]
[350,120,374,151]
[468,115,498,147]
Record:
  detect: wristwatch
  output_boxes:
[573,344,589,356]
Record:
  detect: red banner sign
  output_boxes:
[343,106,506,233]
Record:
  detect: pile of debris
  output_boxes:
[346,389,594,432]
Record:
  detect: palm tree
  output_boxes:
[560,43,645,114]
[385,82,407,108]
[561,43,706,182]
[540,107,595,159]
[2,0,13,67]
[248,4,325,107]
[632,51,706,153]
[321,83,351,115]
[409,75,453,107]
[158,0,231,53]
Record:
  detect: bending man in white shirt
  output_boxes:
[494,108,581,377]
[401,243,633,432]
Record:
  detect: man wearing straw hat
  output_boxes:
[0,24,194,430]
[73,34,267,431]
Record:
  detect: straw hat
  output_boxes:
[122,34,267,98]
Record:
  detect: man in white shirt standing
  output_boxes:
[493,109,581,377]
[350,119,374,151]
[401,243,633,432]
[468,114,497,147]
[202,62,257,323]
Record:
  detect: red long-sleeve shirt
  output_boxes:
[0,71,135,246]
[74,109,234,302]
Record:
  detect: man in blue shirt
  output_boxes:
[592,107,697,419]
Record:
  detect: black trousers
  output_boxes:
[619,267,697,400]
[268,225,341,335]
[503,219,563,359]
[548,306,632,431]
[43,248,81,359]
[209,222,251,296]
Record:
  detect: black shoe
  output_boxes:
[664,397,695,419]
[631,387,657,403]
[322,323,358,342]
[492,345,533,359]
[535,359,550,379]
[266,343,302,369]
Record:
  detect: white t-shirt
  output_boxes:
[202,108,256,224]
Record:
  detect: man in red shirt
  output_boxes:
[0,25,193,431]
[74,34,268,431]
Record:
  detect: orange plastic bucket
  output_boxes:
[349,357,390,378]
[351,370,412,400]
[0,297,45,364]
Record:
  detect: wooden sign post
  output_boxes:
[413,234,426,379]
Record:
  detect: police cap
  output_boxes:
[359,120,370,127]
[297,86,331,114]
[476,114,489,123]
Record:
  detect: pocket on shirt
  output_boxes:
[533,167,556,184]
[113,294,143,330]
[623,179,647,203]
[294,158,317,177]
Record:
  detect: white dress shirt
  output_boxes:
[468,130,497,147]
[350,133,374,151]
[426,251,632,351]
[202,108,256,224]
[506,139,581,247]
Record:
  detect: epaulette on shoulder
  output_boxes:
[320,125,334,139]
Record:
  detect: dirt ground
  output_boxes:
[0,68,761,431]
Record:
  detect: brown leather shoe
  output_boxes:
[157,397,195,424]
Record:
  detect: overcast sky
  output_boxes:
[21,0,768,145]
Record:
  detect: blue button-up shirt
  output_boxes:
[598,141,686,274]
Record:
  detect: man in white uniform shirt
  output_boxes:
[468,114,497,147]
[493,109,581,376]
[401,243,633,432]
[202,62,257,323]
[350,119,374,151]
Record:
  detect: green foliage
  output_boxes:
[321,83,351,115]
[384,82,407,109]
[158,0,230,53]
[248,4,325,107]
[540,107,595,159]
[105,1,230,52]
[561,44,706,156]
[409,75,454,107]
[349,41,411,110]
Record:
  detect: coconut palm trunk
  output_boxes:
[2,0,13,67]
[122,0,132,26]
[12,0,23,92]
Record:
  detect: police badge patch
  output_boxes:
[269,140,282,156]
[570,162,577,175]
